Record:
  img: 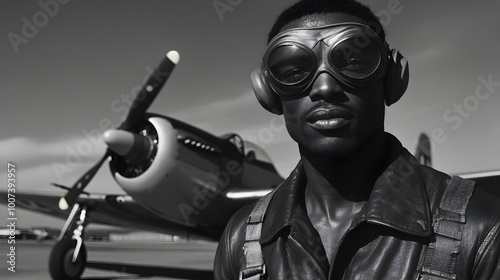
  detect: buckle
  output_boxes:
[239,264,266,280]
[421,266,457,280]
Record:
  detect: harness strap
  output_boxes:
[241,176,475,280]
[418,176,475,280]
[240,188,278,280]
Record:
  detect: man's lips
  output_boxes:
[306,107,353,130]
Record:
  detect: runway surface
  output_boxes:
[0,239,218,280]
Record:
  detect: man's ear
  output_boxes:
[384,49,409,106]
[251,68,283,115]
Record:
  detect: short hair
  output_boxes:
[268,0,386,44]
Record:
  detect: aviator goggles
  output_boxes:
[262,22,389,98]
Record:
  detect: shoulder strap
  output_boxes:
[240,188,278,280]
[418,176,476,280]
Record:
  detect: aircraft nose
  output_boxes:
[104,129,153,160]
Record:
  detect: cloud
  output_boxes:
[0,136,106,168]
[409,46,447,62]
[171,90,257,120]
[0,137,122,194]
[0,136,110,189]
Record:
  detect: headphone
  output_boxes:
[251,48,409,115]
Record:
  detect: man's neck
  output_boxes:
[301,132,388,203]
[301,132,388,264]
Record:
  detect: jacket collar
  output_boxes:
[260,134,433,245]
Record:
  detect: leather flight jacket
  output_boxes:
[214,135,500,279]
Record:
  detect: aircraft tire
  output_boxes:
[49,238,87,280]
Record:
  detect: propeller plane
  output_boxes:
[0,50,284,280]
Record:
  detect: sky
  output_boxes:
[1,0,500,229]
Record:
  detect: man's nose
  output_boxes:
[308,72,344,102]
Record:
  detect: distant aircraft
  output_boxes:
[0,51,283,280]
[0,227,49,241]
[414,133,500,197]
[415,133,432,167]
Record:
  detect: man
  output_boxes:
[214,0,500,279]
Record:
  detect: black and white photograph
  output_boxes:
[1,0,500,279]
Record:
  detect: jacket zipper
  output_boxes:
[289,235,328,279]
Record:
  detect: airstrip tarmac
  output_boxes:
[0,239,217,280]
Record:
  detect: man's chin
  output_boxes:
[299,137,361,159]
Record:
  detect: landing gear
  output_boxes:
[49,238,87,280]
[49,203,88,280]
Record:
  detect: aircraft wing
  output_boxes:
[415,134,500,197]
[224,188,273,199]
[0,191,218,240]
[461,171,500,197]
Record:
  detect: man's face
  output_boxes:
[276,13,386,157]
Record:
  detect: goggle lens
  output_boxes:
[262,23,389,97]
[268,44,314,85]
[329,37,382,80]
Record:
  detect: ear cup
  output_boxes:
[384,49,409,106]
[250,68,283,115]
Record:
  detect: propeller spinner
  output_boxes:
[58,50,180,210]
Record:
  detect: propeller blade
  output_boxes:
[59,151,110,210]
[58,51,179,210]
[51,183,89,195]
[119,50,179,131]
[51,183,71,191]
